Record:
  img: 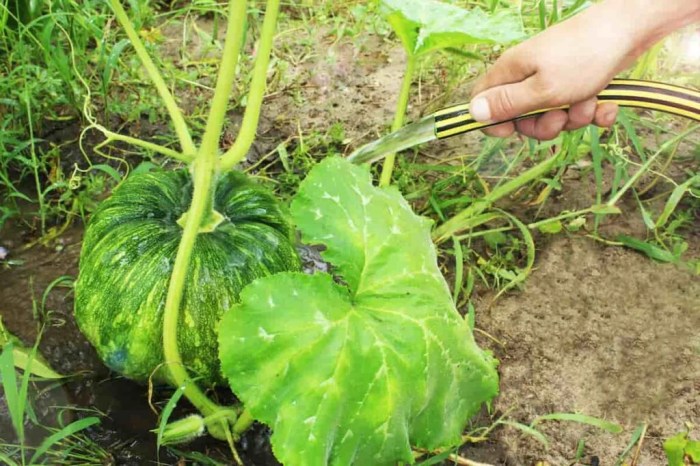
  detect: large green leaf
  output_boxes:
[219,157,499,466]
[381,0,524,57]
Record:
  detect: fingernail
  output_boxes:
[470,97,491,122]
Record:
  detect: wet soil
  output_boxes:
[0,224,281,465]
[1,12,699,466]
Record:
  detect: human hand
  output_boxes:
[469,0,700,140]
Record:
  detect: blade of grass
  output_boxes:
[452,237,464,304]
[29,416,100,464]
[0,451,18,466]
[589,126,605,231]
[531,413,623,434]
[615,423,646,466]
[655,175,699,229]
[607,125,698,207]
[155,384,187,451]
[616,235,678,263]
[434,154,560,242]
[498,420,549,447]
[617,110,647,162]
[0,343,23,443]
[493,209,536,300]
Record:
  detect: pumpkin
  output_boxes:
[74,168,300,385]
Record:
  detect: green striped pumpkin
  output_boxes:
[74,169,300,385]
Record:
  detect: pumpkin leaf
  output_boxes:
[219,157,499,466]
[381,0,524,57]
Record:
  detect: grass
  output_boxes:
[0,333,109,465]
[0,0,698,463]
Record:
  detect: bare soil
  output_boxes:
[476,236,700,465]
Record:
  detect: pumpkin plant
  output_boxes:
[75,0,501,461]
[377,0,524,187]
[75,0,292,442]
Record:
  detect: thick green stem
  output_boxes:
[109,0,196,155]
[220,0,281,170]
[161,0,249,441]
[233,409,254,434]
[433,154,560,243]
[378,55,417,187]
[162,158,220,417]
[199,0,248,158]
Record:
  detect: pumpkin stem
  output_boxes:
[220,0,281,170]
[378,54,417,188]
[160,0,250,442]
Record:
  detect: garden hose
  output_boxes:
[348,79,700,165]
[435,78,700,138]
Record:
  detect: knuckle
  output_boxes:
[493,88,517,118]
[534,75,561,106]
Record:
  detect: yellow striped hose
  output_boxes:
[434,79,700,139]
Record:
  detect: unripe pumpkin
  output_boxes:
[75,169,299,384]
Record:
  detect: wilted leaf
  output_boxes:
[219,157,499,466]
[381,0,524,57]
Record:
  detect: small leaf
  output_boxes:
[88,164,123,183]
[131,161,159,175]
[590,204,621,215]
[220,157,498,466]
[538,220,563,234]
[567,216,586,232]
[381,0,524,57]
[664,432,689,466]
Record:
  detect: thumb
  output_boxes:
[470,78,552,123]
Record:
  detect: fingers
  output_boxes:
[505,100,617,141]
[594,102,619,127]
[470,76,554,124]
[483,122,516,138]
[515,110,569,140]
[565,97,598,130]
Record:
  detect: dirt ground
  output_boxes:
[1,16,699,466]
[474,236,700,466]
